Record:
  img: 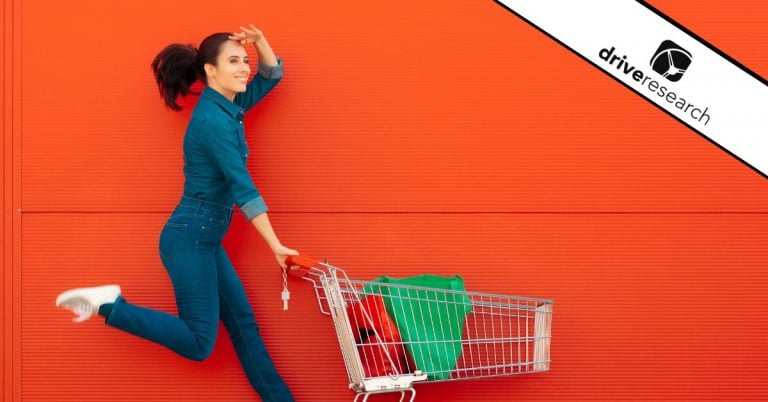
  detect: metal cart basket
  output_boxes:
[286,256,553,402]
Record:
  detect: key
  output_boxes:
[282,289,290,311]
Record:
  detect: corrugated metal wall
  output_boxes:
[5,0,768,401]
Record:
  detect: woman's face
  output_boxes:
[205,40,250,100]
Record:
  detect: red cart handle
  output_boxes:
[285,255,321,277]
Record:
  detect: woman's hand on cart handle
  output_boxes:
[272,244,299,269]
[285,255,321,277]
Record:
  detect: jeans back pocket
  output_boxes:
[159,222,188,260]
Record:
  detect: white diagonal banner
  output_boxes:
[497,0,768,177]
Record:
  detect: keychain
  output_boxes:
[281,265,290,311]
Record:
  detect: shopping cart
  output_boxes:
[286,255,553,402]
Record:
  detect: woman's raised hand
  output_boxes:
[229,24,264,45]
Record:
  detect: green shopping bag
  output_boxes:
[364,274,473,380]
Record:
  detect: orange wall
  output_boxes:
[6,0,768,401]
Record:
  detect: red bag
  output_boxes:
[346,295,412,377]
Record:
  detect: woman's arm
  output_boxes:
[197,118,295,268]
[253,35,277,67]
[230,25,284,111]
[251,212,298,268]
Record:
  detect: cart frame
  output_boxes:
[287,256,553,402]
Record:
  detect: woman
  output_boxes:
[55,24,297,401]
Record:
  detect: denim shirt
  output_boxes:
[181,57,284,222]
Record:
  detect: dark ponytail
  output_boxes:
[151,44,198,111]
[151,33,232,111]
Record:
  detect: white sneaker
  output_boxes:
[55,284,121,323]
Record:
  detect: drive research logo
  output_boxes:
[650,40,692,82]
[598,45,711,126]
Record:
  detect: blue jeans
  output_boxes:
[100,195,294,401]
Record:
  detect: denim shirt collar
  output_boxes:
[201,86,245,120]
